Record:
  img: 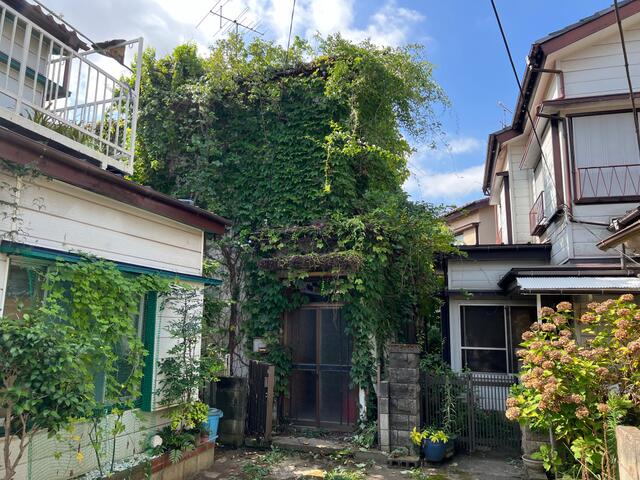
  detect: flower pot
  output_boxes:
[444,439,454,459]
[423,439,447,462]
[522,454,545,475]
[204,407,223,442]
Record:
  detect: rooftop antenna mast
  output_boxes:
[196,0,264,37]
[497,101,512,128]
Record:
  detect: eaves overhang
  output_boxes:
[499,265,639,292]
[0,126,231,234]
[450,243,552,262]
[0,240,222,285]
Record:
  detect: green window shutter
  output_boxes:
[140,292,158,412]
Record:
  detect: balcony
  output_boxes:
[576,164,640,203]
[529,192,545,236]
[0,1,142,174]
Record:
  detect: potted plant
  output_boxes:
[410,427,451,462]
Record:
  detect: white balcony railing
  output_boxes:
[0,1,142,173]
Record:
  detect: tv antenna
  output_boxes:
[497,101,512,128]
[197,0,263,37]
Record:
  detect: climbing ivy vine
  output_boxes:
[133,34,456,403]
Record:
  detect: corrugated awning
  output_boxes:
[517,276,640,293]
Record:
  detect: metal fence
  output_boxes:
[421,372,521,453]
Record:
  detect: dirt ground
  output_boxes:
[198,447,524,480]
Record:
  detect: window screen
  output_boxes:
[460,305,507,373]
[572,113,640,199]
[3,261,46,318]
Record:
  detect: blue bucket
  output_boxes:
[206,408,223,442]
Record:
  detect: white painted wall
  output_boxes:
[447,258,549,291]
[506,145,535,244]
[0,173,204,275]
[558,23,640,98]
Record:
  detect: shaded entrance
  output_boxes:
[284,304,357,429]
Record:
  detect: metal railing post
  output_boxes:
[128,37,144,172]
[15,22,32,114]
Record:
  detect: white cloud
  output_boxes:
[448,136,482,155]
[404,164,485,201]
[42,0,423,57]
[416,135,483,161]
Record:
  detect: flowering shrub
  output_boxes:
[507,295,639,478]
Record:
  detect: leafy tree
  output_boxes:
[0,316,92,480]
[0,258,170,479]
[133,34,455,401]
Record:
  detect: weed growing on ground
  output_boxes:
[324,466,365,480]
[262,447,284,466]
[242,462,270,480]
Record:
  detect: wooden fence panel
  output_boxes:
[246,360,275,439]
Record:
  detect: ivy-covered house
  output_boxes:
[134,37,455,431]
[0,2,229,479]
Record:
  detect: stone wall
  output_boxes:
[378,344,420,453]
[618,426,640,480]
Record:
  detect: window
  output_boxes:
[460,305,535,373]
[95,295,146,404]
[2,258,158,409]
[3,260,46,318]
[571,112,640,201]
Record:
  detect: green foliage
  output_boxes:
[133,34,454,397]
[324,467,365,480]
[0,315,93,480]
[1,258,170,480]
[40,258,169,405]
[155,424,198,464]
[507,296,640,478]
[410,427,448,446]
[351,421,377,449]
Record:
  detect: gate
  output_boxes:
[421,372,520,453]
[246,360,275,440]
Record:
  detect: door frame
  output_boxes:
[282,302,357,431]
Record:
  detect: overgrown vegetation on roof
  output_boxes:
[132,34,456,400]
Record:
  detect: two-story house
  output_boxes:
[443,0,640,379]
[0,2,230,479]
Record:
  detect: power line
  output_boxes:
[489,0,564,215]
[613,0,640,159]
[284,0,297,67]
[488,0,640,269]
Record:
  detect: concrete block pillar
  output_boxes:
[379,343,420,453]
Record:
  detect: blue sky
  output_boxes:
[47,0,610,207]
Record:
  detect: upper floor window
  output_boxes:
[571,112,640,202]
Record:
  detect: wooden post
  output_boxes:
[264,365,275,441]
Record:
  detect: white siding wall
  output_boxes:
[507,145,534,244]
[571,203,635,259]
[541,215,572,265]
[497,184,508,243]
[448,258,549,291]
[559,25,640,98]
[0,173,204,275]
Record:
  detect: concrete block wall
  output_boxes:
[379,344,420,453]
[618,426,640,480]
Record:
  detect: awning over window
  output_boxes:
[516,276,640,294]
